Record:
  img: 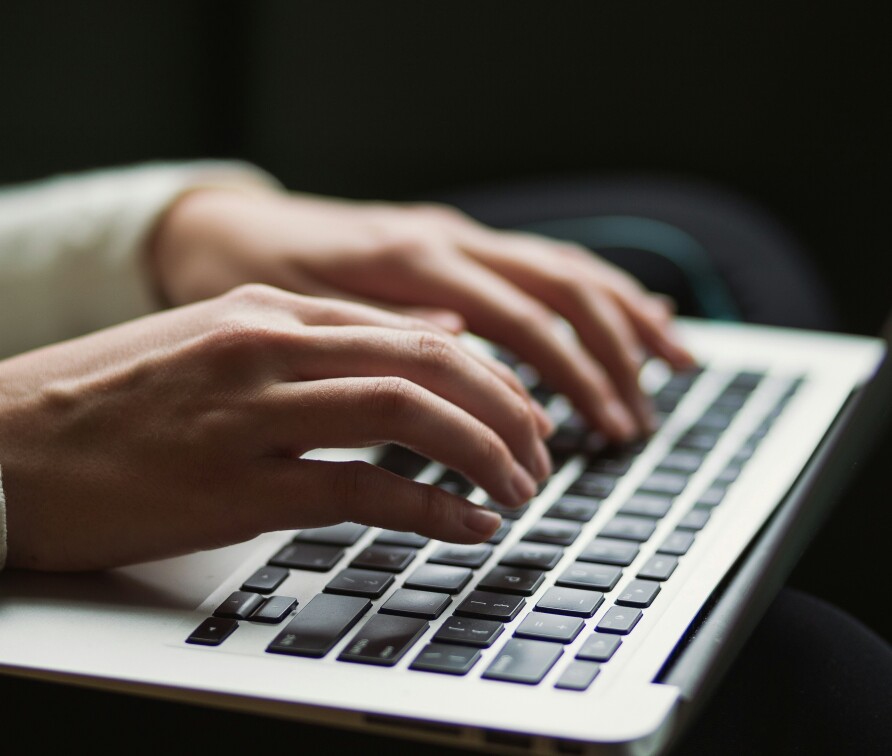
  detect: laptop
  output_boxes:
[0,317,888,755]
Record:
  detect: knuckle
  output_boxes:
[414,332,455,370]
[224,282,281,305]
[368,376,421,420]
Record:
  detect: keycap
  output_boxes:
[486,520,513,544]
[658,530,696,556]
[351,544,416,572]
[567,472,617,499]
[404,564,472,594]
[482,639,563,685]
[339,613,428,666]
[433,617,504,648]
[536,587,604,618]
[250,595,297,624]
[477,566,545,596]
[269,542,344,572]
[500,543,564,571]
[556,562,622,592]
[485,499,531,520]
[578,538,639,566]
[546,496,600,522]
[428,543,493,569]
[585,452,634,476]
[678,508,711,530]
[294,522,368,546]
[616,579,661,608]
[524,519,582,546]
[214,591,265,620]
[659,450,705,474]
[576,633,622,661]
[380,588,451,620]
[729,371,763,391]
[377,445,429,478]
[241,565,289,594]
[639,471,688,497]
[675,430,721,452]
[325,568,394,598]
[696,485,727,508]
[715,464,742,484]
[267,594,370,657]
[712,390,750,410]
[455,590,526,622]
[620,493,674,518]
[695,410,735,432]
[436,470,475,497]
[636,554,679,581]
[374,530,430,548]
[596,606,642,634]
[555,661,601,691]
[186,617,238,646]
[599,515,656,542]
[410,643,481,676]
[515,612,584,643]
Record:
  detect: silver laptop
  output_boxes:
[0,318,887,755]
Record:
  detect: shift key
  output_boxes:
[267,594,370,658]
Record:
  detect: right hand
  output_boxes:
[0,284,552,571]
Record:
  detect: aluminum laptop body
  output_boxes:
[0,318,887,755]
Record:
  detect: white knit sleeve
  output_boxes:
[0,161,280,359]
[0,464,6,570]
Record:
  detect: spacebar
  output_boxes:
[267,594,371,657]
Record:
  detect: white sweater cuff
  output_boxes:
[0,464,6,570]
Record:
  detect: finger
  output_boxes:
[274,330,552,480]
[257,458,503,543]
[262,376,540,507]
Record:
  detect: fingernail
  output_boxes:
[531,401,555,437]
[510,461,538,505]
[464,506,502,538]
[532,440,553,480]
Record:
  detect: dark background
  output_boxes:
[0,1,889,748]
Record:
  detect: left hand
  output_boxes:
[150,189,695,441]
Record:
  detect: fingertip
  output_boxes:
[463,505,502,539]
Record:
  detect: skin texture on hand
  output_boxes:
[0,286,554,571]
[151,190,695,442]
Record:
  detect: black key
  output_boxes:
[250,595,297,624]
[639,471,688,497]
[433,617,504,648]
[339,614,428,666]
[186,617,238,646]
[695,410,735,432]
[428,543,493,569]
[524,518,582,546]
[410,643,481,676]
[377,445,429,478]
[380,588,451,620]
[546,496,600,522]
[294,523,368,546]
[596,606,642,635]
[659,530,696,556]
[374,530,430,548]
[536,587,604,618]
[636,554,679,581]
[696,485,727,508]
[599,515,656,542]
[659,450,705,474]
[555,661,600,691]
[214,591,264,620]
[482,639,563,685]
[729,371,763,391]
[616,579,661,608]
[351,544,416,573]
[715,464,742,485]
[585,452,635,476]
[515,612,584,643]
[578,538,639,567]
[485,499,531,520]
[678,508,711,530]
[675,430,720,453]
[576,633,622,661]
[241,565,289,594]
[620,493,673,518]
[267,594,370,658]
[547,425,587,455]
[404,564,472,595]
[567,472,617,499]
[500,543,563,571]
[556,562,622,592]
[712,390,750,411]
[654,389,686,414]
[436,470,475,497]
[269,542,344,572]
[325,568,394,598]
[455,590,526,622]
[477,566,545,596]
[486,520,513,545]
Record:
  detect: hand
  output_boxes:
[0,285,552,571]
[151,190,695,442]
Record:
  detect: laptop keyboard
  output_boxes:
[186,366,801,691]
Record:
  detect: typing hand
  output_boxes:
[150,190,694,442]
[0,286,551,570]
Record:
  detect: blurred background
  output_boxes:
[1,1,888,633]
